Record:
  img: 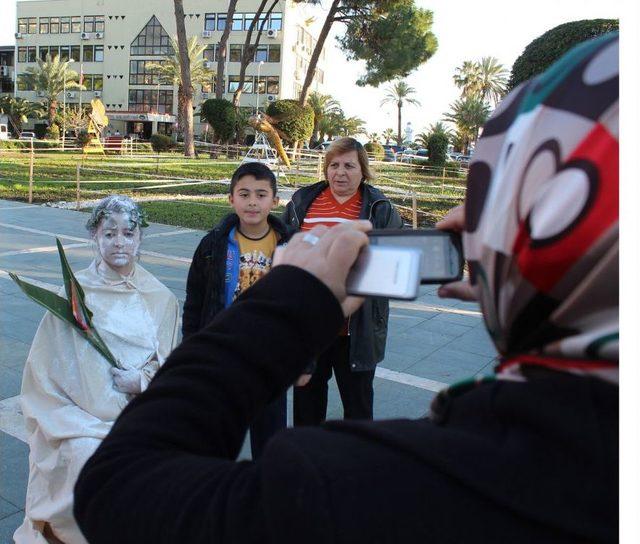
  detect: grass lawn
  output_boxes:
[0,151,466,228]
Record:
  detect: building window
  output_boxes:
[50,17,60,34]
[256,76,266,94]
[255,45,267,63]
[204,13,216,31]
[267,44,280,62]
[232,13,244,31]
[71,45,81,62]
[243,13,255,31]
[130,16,173,56]
[203,45,218,62]
[217,13,227,31]
[18,47,37,63]
[17,18,28,34]
[266,76,279,95]
[60,17,71,33]
[229,44,243,62]
[28,17,37,34]
[128,88,174,114]
[17,74,35,91]
[228,76,240,93]
[269,13,282,31]
[82,45,104,62]
[39,18,49,34]
[71,16,81,33]
[202,77,224,94]
[84,16,104,33]
[60,46,70,62]
[129,60,170,85]
[84,74,103,91]
[316,68,324,84]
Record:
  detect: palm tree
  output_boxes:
[475,56,509,107]
[339,116,366,137]
[19,55,83,130]
[453,57,508,107]
[428,121,453,139]
[414,131,429,148]
[382,128,395,145]
[147,36,214,140]
[173,0,195,157]
[453,60,482,99]
[368,132,381,143]
[0,96,43,135]
[380,81,421,147]
[307,91,341,145]
[443,96,490,154]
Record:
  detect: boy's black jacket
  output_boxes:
[182,212,292,338]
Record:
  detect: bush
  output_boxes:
[0,140,58,150]
[45,124,60,141]
[201,98,236,143]
[364,141,385,161]
[76,130,92,148]
[509,19,618,89]
[150,133,174,153]
[266,99,314,144]
[426,133,449,167]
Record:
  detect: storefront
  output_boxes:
[106,112,176,140]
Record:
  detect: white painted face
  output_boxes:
[94,212,141,276]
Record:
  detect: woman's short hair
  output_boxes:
[86,195,148,236]
[324,137,374,182]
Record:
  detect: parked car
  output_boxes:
[19,131,36,140]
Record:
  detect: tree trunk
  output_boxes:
[397,103,402,147]
[232,0,277,109]
[177,84,185,134]
[48,99,58,129]
[215,0,239,100]
[299,0,340,107]
[174,0,195,158]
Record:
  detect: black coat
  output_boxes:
[182,212,291,338]
[75,266,618,544]
[281,181,404,370]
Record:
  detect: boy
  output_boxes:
[183,161,290,458]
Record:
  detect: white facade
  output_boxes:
[14,0,328,137]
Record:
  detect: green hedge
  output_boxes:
[364,141,385,160]
[426,133,449,167]
[0,140,60,149]
[201,98,236,143]
[266,99,314,144]
[509,19,618,89]
[150,133,175,152]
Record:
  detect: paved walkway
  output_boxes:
[0,199,497,541]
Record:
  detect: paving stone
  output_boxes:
[1,317,39,345]
[0,367,23,400]
[0,339,30,371]
[429,311,483,327]
[406,346,496,384]
[0,510,23,542]
[378,351,418,372]
[451,328,498,358]
[0,496,20,520]
[0,433,29,507]
[405,318,472,339]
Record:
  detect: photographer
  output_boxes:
[75,34,618,544]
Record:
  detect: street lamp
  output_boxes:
[62,58,75,150]
[255,60,264,113]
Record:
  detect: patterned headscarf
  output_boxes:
[464,33,618,383]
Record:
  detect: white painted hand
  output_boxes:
[110,367,143,394]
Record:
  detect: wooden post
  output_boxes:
[28,138,34,204]
[412,192,418,229]
[76,164,81,210]
[317,154,322,181]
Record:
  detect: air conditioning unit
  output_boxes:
[202,30,213,38]
[80,32,90,40]
[94,32,104,39]
[66,91,77,98]
[203,61,213,69]
[266,94,277,102]
[0,66,9,76]
[94,90,102,97]
[15,32,24,40]
[266,29,279,39]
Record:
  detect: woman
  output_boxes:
[281,137,403,425]
[75,34,617,543]
[14,196,181,544]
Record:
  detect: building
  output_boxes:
[14,0,329,137]
[0,45,15,96]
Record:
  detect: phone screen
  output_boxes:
[368,229,463,284]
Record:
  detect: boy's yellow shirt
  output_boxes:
[233,228,278,300]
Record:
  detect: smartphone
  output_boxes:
[368,229,463,284]
[346,245,422,300]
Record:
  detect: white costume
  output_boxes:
[14,261,180,543]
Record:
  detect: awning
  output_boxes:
[106,112,176,123]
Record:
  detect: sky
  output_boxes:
[0,0,624,137]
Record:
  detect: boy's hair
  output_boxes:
[229,162,277,196]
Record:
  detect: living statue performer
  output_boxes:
[14,195,180,544]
